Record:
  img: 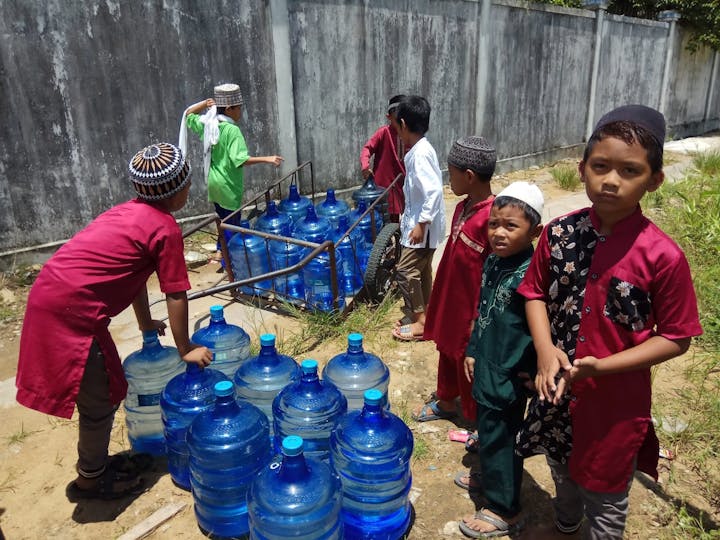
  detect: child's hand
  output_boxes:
[142,319,167,336]
[535,346,571,402]
[463,356,475,383]
[409,223,426,245]
[206,98,215,108]
[267,155,284,167]
[182,345,213,367]
[361,168,373,180]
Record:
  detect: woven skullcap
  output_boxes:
[592,104,666,146]
[447,136,497,178]
[214,83,244,107]
[496,181,544,218]
[128,142,191,201]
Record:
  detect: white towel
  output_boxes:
[178,101,220,182]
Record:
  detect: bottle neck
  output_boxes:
[259,344,279,362]
[279,453,310,482]
[300,372,322,390]
[361,402,384,422]
[142,336,161,350]
[209,315,226,326]
[214,393,239,413]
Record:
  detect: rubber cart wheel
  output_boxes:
[362,222,401,303]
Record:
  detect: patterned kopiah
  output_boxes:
[604,277,651,332]
[446,136,496,178]
[214,83,244,107]
[515,209,598,463]
[128,143,191,201]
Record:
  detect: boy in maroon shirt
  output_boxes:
[517,105,702,538]
[16,143,213,500]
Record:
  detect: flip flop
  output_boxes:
[411,400,456,422]
[465,432,480,454]
[392,324,425,342]
[454,470,483,492]
[459,510,523,538]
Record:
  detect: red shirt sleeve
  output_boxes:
[651,249,703,340]
[517,223,551,301]
[360,126,386,170]
[150,220,191,294]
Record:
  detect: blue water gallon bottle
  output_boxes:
[123,329,185,456]
[160,363,229,490]
[352,175,388,222]
[330,389,414,540]
[330,215,366,296]
[254,200,293,237]
[303,248,346,312]
[351,200,384,244]
[322,333,390,412]
[293,205,331,244]
[228,219,272,294]
[187,381,272,538]
[234,334,301,436]
[315,189,351,231]
[191,305,251,378]
[278,183,313,224]
[248,435,344,540]
[272,359,348,462]
[269,236,305,301]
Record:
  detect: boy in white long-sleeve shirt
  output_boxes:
[392,95,446,341]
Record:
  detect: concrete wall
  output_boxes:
[1,0,719,255]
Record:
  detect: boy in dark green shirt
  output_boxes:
[459,181,544,538]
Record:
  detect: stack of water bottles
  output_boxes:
[123,302,414,539]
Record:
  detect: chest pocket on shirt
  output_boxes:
[604,276,651,332]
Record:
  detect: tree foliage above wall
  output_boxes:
[538,0,720,52]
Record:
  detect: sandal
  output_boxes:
[459,509,523,538]
[411,400,457,422]
[392,324,426,342]
[454,470,483,492]
[66,465,144,501]
[465,432,480,454]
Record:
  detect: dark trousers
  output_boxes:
[75,340,117,475]
[475,397,527,517]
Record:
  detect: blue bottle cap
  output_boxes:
[364,388,383,406]
[260,334,276,347]
[301,359,318,373]
[282,435,304,456]
[348,333,363,347]
[209,305,224,319]
[214,380,234,397]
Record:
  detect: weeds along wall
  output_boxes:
[0,0,718,254]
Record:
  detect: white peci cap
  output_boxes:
[496,181,544,218]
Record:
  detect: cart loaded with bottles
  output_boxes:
[183,161,403,313]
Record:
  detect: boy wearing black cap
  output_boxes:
[516,105,702,538]
[413,136,496,426]
[16,143,213,500]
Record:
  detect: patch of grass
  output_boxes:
[412,436,430,461]
[6,423,39,446]
[279,294,397,358]
[666,505,720,539]
[692,150,720,177]
[0,472,17,494]
[550,164,581,191]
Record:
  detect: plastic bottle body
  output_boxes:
[248,436,344,540]
[293,206,331,244]
[228,219,272,294]
[331,216,366,296]
[272,360,348,463]
[352,176,388,221]
[302,248,346,312]
[322,334,390,411]
[253,200,293,238]
[234,335,301,436]
[351,201,384,245]
[315,189,351,231]
[123,330,185,456]
[269,238,305,301]
[187,381,272,539]
[191,305,251,378]
[278,184,313,224]
[330,391,414,540]
[160,364,229,490]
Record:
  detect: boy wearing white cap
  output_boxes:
[184,83,283,260]
[459,181,544,538]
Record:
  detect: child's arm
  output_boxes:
[557,336,691,398]
[166,292,213,367]
[360,128,383,179]
[526,299,572,403]
[245,155,284,167]
[185,99,214,116]
[131,285,167,335]
[463,356,475,383]
[409,153,443,245]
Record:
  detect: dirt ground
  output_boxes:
[1,160,719,539]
